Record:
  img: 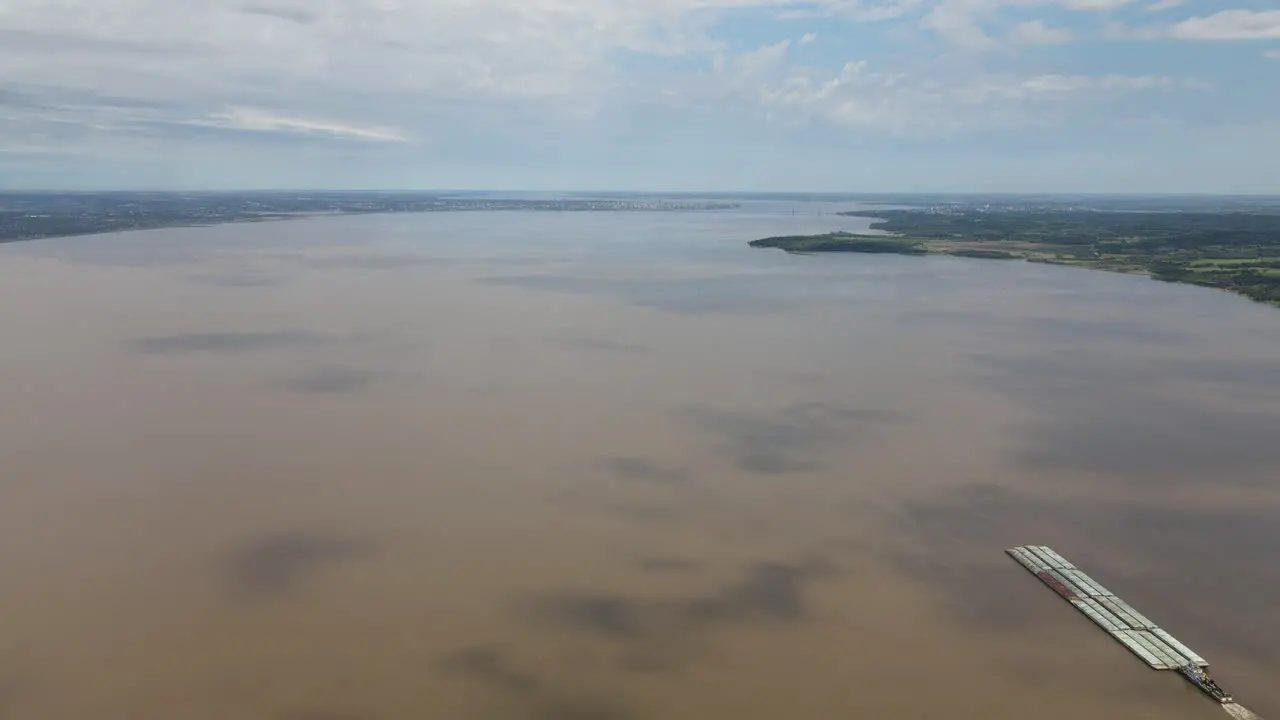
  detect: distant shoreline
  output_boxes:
[0,212,343,244]
[0,194,740,245]
[750,209,1280,307]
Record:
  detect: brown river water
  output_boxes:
[0,204,1277,720]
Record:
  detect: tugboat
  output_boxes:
[1178,663,1233,704]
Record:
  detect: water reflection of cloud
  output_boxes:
[187,269,282,288]
[440,647,544,694]
[523,558,836,673]
[684,402,899,476]
[603,457,690,486]
[128,330,332,355]
[222,532,375,600]
[439,646,635,720]
[276,367,382,394]
[972,352,1280,482]
[479,273,833,315]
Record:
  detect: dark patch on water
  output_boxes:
[223,533,374,599]
[635,557,702,574]
[889,549,1058,631]
[277,367,381,394]
[969,348,1158,396]
[129,330,330,355]
[684,402,897,475]
[438,646,635,720]
[440,646,544,694]
[525,559,835,672]
[536,595,646,640]
[896,483,1030,549]
[678,562,812,622]
[971,351,1280,483]
[477,248,1218,317]
[479,273,827,315]
[603,458,690,486]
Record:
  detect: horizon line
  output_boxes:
[4,188,1280,198]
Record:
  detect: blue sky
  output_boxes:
[1,0,1277,192]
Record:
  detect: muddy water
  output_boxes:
[0,205,1277,720]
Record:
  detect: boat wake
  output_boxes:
[1223,703,1264,720]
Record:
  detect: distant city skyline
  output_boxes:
[1,0,1278,193]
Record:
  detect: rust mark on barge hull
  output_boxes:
[1035,570,1080,601]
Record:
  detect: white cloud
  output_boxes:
[0,0,721,107]
[1169,10,1280,41]
[0,143,76,155]
[921,0,998,51]
[781,0,1141,25]
[1265,49,1280,59]
[779,0,926,21]
[1019,74,1171,93]
[0,0,1206,113]
[1060,0,1137,10]
[730,39,795,76]
[707,39,1175,132]
[0,0,1233,160]
[1102,19,1162,40]
[1011,19,1074,45]
[913,0,1143,50]
[921,5,1280,46]
[184,107,407,142]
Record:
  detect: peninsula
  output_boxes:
[750,207,1280,306]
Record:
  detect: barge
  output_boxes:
[1007,545,1235,705]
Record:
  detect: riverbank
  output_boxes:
[751,209,1280,307]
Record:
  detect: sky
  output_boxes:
[1,0,1278,193]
